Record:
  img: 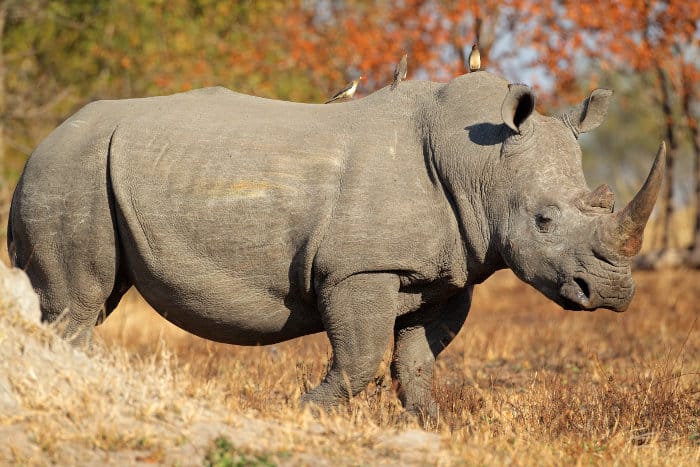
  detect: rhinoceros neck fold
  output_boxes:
[423,123,505,285]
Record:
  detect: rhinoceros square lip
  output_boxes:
[557,296,588,312]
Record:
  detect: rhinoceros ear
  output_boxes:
[560,88,613,138]
[501,84,536,134]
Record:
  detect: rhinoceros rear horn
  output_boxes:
[603,142,666,257]
[501,84,535,134]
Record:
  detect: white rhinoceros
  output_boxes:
[8,71,664,417]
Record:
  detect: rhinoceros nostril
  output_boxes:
[559,277,593,310]
[574,277,590,300]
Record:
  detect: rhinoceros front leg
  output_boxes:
[301,273,399,409]
[391,287,472,423]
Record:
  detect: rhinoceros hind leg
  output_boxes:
[10,215,125,348]
[301,273,399,409]
[35,256,126,348]
[391,287,472,425]
[17,257,123,348]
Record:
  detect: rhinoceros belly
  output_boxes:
[108,121,342,344]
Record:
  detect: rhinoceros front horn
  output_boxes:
[601,142,666,257]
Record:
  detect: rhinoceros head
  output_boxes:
[480,83,664,312]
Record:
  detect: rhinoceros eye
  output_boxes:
[535,206,560,232]
[535,214,552,231]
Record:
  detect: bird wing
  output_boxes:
[330,82,352,99]
[391,57,407,90]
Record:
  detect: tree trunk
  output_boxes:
[692,128,700,248]
[680,68,700,265]
[655,66,677,252]
[690,127,700,266]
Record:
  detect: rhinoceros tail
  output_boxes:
[6,184,17,267]
[6,178,28,269]
[101,127,133,321]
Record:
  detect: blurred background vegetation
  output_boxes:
[0,0,698,259]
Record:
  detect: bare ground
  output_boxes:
[1,267,699,465]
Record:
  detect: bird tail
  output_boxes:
[324,97,337,104]
[390,81,398,91]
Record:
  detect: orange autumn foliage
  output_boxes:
[526,0,699,103]
[272,0,527,96]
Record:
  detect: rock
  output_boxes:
[0,261,41,324]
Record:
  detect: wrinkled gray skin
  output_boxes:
[8,72,664,419]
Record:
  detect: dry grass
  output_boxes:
[74,268,698,465]
[1,242,699,464]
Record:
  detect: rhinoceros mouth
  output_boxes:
[557,297,588,311]
[555,274,632,312]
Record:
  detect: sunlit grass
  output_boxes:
[86,268,700,464]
